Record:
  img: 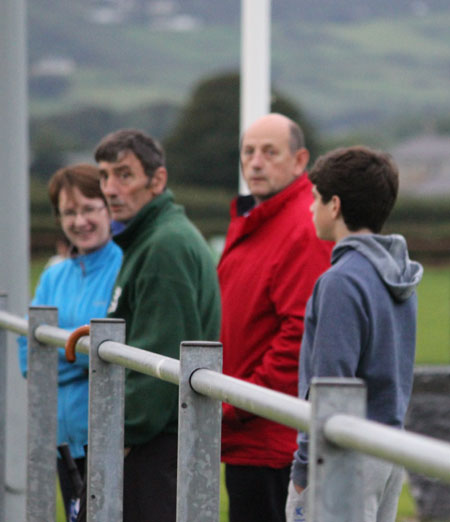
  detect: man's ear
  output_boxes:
[294,148,310,176]
[330,195,342,219]
[150,167,168,195]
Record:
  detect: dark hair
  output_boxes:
[48,164,106,216]
[94,129,165,178]
[308,146,399,233]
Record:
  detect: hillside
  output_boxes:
[28,0,450,133]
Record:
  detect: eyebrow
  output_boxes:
[99,165,131,176]
[114,165,131,173]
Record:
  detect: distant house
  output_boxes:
[87,0,201,29]
[391,134,450,197]
[29,56,76,98]
[30,56,76,77]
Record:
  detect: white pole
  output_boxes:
[239,0,271,194]
[0,0,29,518]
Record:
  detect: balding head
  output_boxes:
[241,114,305,154]
[240,113,309,204]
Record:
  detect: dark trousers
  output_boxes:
[57,456,85,521]
[77,433,177,522]
[123,433,178,522]
[225,464,290,522]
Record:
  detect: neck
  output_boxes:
[78,238,110,256]
[335,227,373,243]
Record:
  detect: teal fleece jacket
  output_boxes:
[108,189,221,447]
[18,240,122,458]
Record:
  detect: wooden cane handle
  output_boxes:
[65,325,90,363]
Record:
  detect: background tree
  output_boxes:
[29,102,180,180]
[164,71,320,191]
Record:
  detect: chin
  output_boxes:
[77,238,103,252]
[79,244,103,255]
[113,212,128,222]
[252,191,270,202]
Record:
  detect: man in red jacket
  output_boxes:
[218,113,332,522]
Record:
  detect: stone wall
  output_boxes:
[405,366,450,520]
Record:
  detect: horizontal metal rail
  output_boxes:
[190,368,310,432]
[325,414,450,483]
[2,308,450,485]
[98,340,180,386]
[0,310,27,336]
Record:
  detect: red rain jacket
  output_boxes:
[218,174,332,468]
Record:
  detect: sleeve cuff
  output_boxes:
[291,459,308,489]
[291,432,309,488]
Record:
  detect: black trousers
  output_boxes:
[77,433,177,522]
[225,463,290,522]
[123,433,178,522]
[57,456,85,521]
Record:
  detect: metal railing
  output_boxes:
[2,302,450,521]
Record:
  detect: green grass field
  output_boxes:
[415,265,450,364]
[30,260,449,521]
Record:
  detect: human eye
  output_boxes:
[61,209,76,219]
[119,171,131,181]
[82,206,97,217]
[116,169,133,184]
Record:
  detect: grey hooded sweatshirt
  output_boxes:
[292,233,423,487]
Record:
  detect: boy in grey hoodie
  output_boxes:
[286,146,423,522]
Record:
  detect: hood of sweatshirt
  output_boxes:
[332,233,423,301]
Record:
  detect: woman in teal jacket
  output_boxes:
[18,164,122,520]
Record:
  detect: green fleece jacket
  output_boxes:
[108,189,221,446]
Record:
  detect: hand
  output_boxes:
[294,483,305,495]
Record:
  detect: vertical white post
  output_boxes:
[0,0,29,518]
[239,0,271,194]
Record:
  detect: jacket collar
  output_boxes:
[70,239,116,273]
[220,174,309,257]
[230,173,309,233]
[113,189,174,251]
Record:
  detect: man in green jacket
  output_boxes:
[95,129,221,522]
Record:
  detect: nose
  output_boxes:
[249,150,263,170]
[73,211,89,227]
[101,175,118,198]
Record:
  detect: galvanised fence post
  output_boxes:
[308,377,366,522]
[27,306,59,522]
[0,294,7,522]
[177,341,223,522]
[87,319,125,522]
